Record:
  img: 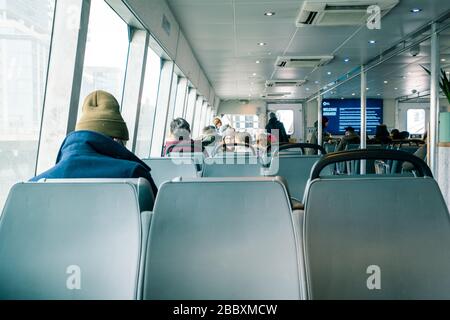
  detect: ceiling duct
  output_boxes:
[265,80,307,87]
[296,0,399,27]
[275,56,334,69]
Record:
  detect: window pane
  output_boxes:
[78,0,129,115]
[135,48,161,158]
[192,97,204,138]
[229,114,259,137]
[173,78,188,119]
[163,73,178,144]
[0,0,55,210]
[407,109,426,134]
[275,110,294,134]
[185,88,197,125]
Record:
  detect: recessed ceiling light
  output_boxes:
[256,60,260,64]
[377,93,381,96]
[366,87,369,90]
[341,97,345,100]
[264,12,275,16]
[384,80,388,84]
[352,93,356,96]
[327,71,332,75]
[344,58,350,62]
[252,73,257,76]
[315,81,319,84]
[394,87,398,90]
[402,76,407,79]
[369,40,376,44]
[258,42,266,46]
[306,87,310,91]
[441,58,447,62]
[411,8,422,13]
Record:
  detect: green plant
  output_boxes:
[421,65,450,104]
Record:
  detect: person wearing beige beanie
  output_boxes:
[31,90,158,198]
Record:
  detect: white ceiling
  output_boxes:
[167,0,450,100]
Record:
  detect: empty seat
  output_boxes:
[303,149,450,299]
[266,155,322,202]
[142,177,306,300]
[143,157,199,187]
[202,156,263,177]
[39,178,154,211]
[0,181,146,299]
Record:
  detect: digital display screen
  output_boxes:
[322,99,383,135]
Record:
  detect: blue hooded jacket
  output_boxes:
[31,130,158,197]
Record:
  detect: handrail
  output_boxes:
[269,143,326,155]
[310,149,432,179]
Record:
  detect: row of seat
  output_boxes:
[1,149,449,299]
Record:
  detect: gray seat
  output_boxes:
[39,178,154,211]
[143,157,199,187]
[303,176,450,299]
[265,155,321,202]
[143,177,306,300]
[202,156,263,177]
[0,181,146,299]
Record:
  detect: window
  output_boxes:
[163,72,179,143]
[0,0,55,210]
[185,88,197,125]
[274,110,294,134]
[135,48,161,158]
[78,0,129,115]
[192,96,204,138]
[227,114,260,137]
[173,78,188,119]
[407,109,426,134]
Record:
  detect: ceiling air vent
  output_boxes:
[265,80,307,88]
[296,0,399,27]
[262,93,292,99]
[275,56,334,69]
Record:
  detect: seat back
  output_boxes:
[143,177,305,300]
[143,158,198,187]
[0,182,143,299]
[40,178,154,212]
[202,156,262,177]
[304,156,450,299]
[266,155,321,201]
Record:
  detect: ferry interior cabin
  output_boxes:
[1,0,450,301]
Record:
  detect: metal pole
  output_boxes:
[430,22,440,174]
[360,65,367,174]
[317,94,323,148]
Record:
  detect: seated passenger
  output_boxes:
[31,90,158,197]
[222,127,236,153]
[370,124,392,144]
[399,131,410,140]
[163,118,201,156]
[391,129,401,140]
[336,126,361,152]
[402,132,427,172]
[201,125,219,156]
[255,133,270,154]
[235,132,254,153]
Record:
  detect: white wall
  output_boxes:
[383,99,396,129]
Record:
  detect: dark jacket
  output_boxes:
[31,130,158,197]
[336,132,361,152]
[265,118,289,143]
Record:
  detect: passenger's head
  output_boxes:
[269,112,277,120]
[344,126,355,136]
[399,131,410,139]
[236,132,253,145]
[169,118,191,141]
[256,133,269,148]
[314,116,329,129]
[375,124,390,138]
[202,125,216,136]
[76,90,129,145]
[213,117,223,129]
[391,129,401,139]
[222,127,236,146]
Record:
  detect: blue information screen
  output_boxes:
[322,99,383,135]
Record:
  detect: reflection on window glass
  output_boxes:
[407,109,426,134]
[275,110,294,134]
[78,0,129,117]
[135,48,161,158]
[192,96,204,139]
[0,0,55,210]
